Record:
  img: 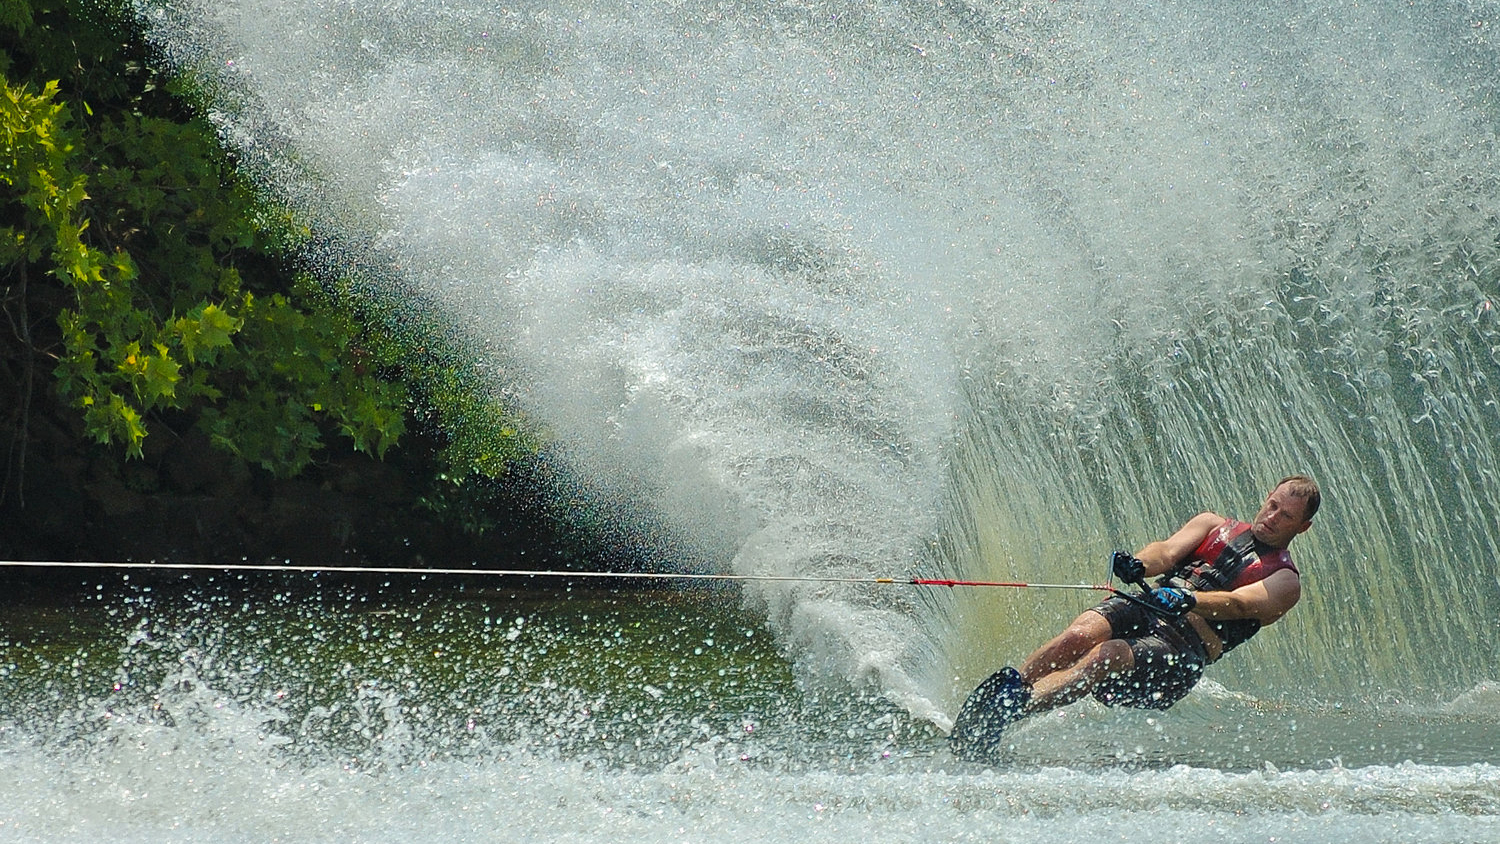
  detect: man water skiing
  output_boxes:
[950,475,1320,762]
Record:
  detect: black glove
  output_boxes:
[1111,550,1146,584]
[1148,586,1197,618]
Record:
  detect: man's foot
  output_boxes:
[948,666,1033,762]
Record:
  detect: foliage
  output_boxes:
[1,0,414,476]
[2,0,541,522]
[349,291,540,530]
[2,71,409,473]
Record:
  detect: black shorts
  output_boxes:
[1086,596,1208,710]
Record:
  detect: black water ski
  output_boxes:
[948,667,1031,762]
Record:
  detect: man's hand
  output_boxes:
[1148,586,1197,618]
[1111,550,1147,584]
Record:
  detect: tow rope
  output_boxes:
[0,558,1124,593]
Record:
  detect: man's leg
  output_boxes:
[1024,638,1135,715]
[1018,609,1114,686]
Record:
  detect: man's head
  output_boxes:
[1251,474,1320,548]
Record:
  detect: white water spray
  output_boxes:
[134,0,1500,715]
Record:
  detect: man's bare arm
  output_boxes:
[1190,568,1301,625]
[1133,512,1225,577]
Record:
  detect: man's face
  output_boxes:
[1251,484,1313,547]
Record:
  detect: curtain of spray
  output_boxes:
[934,1,1500,703]
[140,0,1500,708]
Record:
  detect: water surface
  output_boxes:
[2,578,1496,842]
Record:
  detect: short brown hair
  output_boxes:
[1274,474,1321,520]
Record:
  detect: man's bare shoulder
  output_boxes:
[1183,511,1228,530]
[1171,511,1228,542]
[1148,511,1228,566]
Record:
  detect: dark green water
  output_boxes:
[2,577,1498,842]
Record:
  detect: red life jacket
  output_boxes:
[1160,518,1299,654]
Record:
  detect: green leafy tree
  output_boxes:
[4,1,539,519]
[1,0,417,479]
[3,72,407,473]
